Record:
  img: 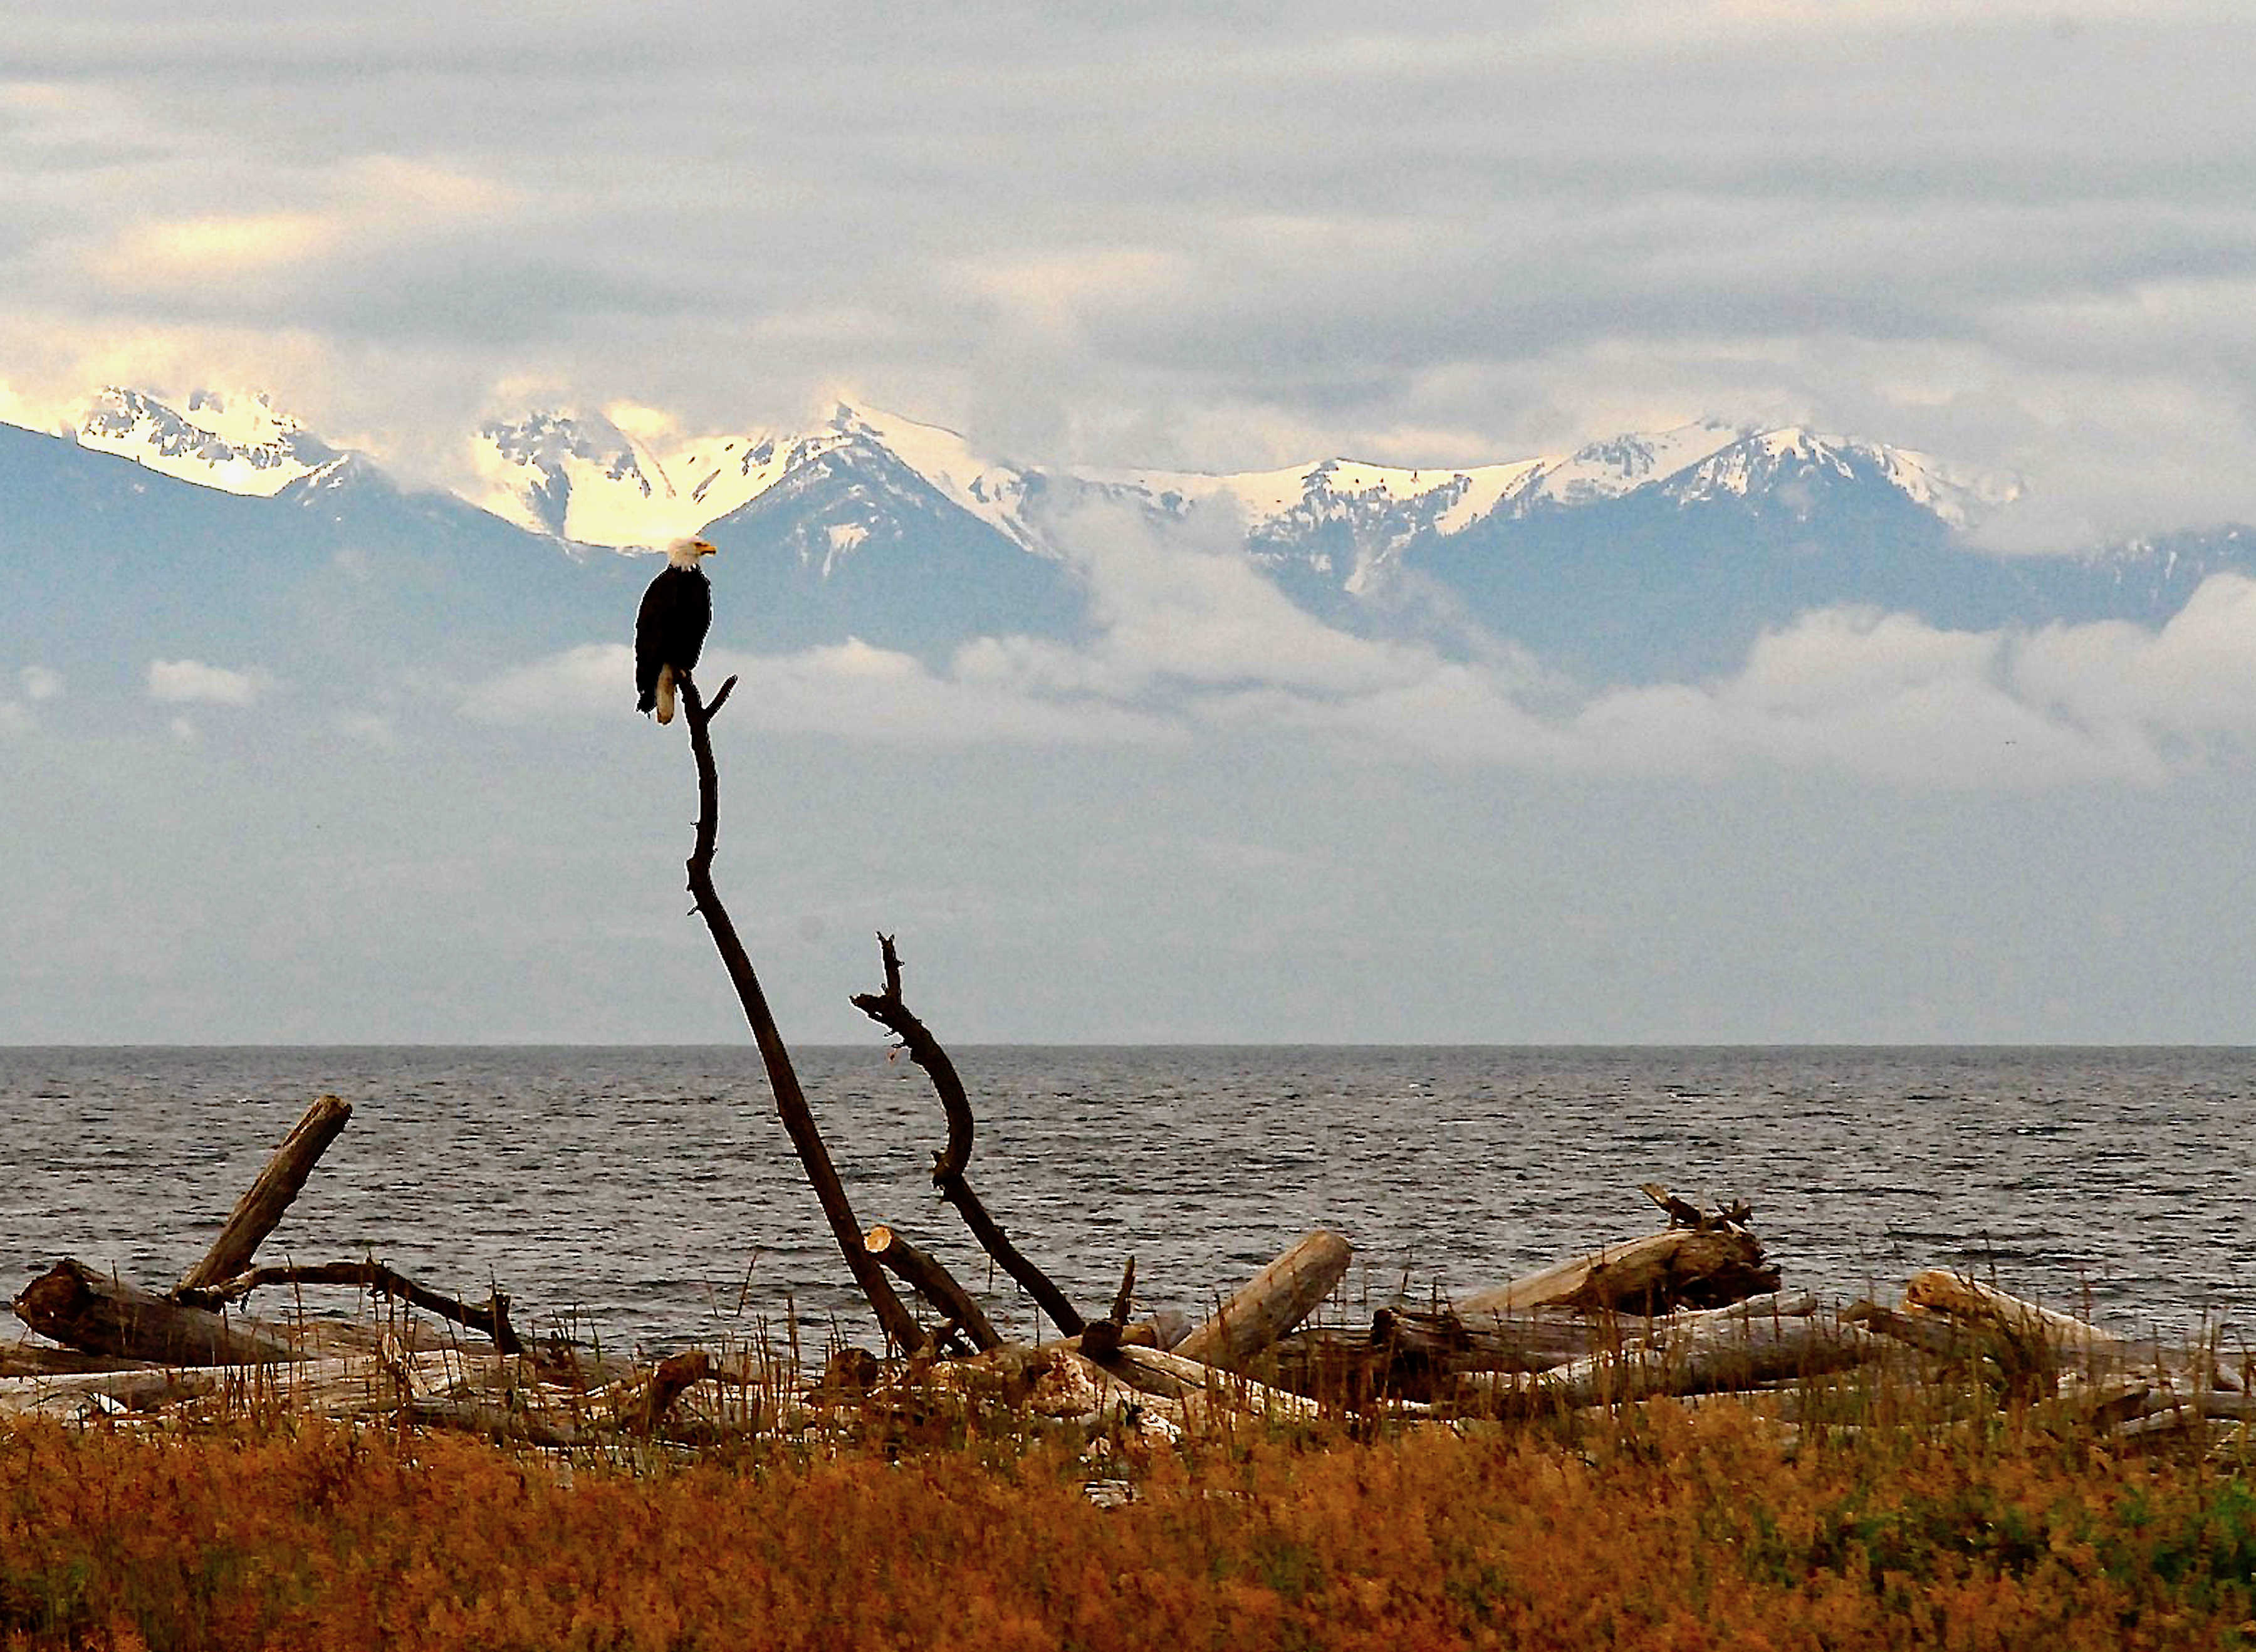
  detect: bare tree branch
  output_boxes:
[852,932,1086,1336]
[679,675,922,1354]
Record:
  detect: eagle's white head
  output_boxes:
[665,537,718,570]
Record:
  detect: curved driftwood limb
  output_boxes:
[851,931,1086,1336]
[865,1225,1002,1351]
[1636,1183,1753,1235]
[615,1351,716,1435]
[679,676,922,1355]
[1176,1230,1352,1372]
[181,1260,523,1356]
[13,1259,296,1366]
[176,1094,353,1295]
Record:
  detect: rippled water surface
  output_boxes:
[3,1046,2250,1352]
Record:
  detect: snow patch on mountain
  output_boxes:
[53,387,338,497]
[1512,417,1745,508]
[470,409,691,545]
[469,400,1044,552]
[1095,419,1749,552]
[1659,427,2020,528]
[1076,416,2022,592]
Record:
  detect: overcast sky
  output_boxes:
[8,0,2256,543]
[6,1,2256,1045]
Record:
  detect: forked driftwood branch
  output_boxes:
[678,674,922,1354]
[852,932,1087,1336]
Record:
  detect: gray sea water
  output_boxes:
[2,1046,2250,1355]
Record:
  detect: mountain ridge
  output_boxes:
[5,385,2020,558]
[3,384,2248,689]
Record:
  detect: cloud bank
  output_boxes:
[474,498,2256,791]
[8,4,2256,538]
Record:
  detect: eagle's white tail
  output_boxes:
[655,664,677,724]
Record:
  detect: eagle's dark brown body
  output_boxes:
[634,540,716,723]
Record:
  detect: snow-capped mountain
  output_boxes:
[9,383,2016,580]
[6,380,2245,688]
[471,402,1045,553]
[1087,419,2018,602]
[1649,426,2017,530]
[40,386,342,497]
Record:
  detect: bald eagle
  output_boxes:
[635,538,717,724]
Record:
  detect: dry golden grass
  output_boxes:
[0,1389,2250,1650]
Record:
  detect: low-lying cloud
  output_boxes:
[471,492,2256,792]
[473,639,1179,750]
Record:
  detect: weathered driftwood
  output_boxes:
[0,1367,221,1416]
[1637,1182,1750,1232]
[1373,1307,1606,1375]
[182,1259,523,1356]
[1462,1308,1879,1414]
[852,933,1087,1337]
[864,1225,1002,1352]
[1375,1290,1822,1384]
[1456,1225,1780,1319]
[176,1094,353,1294]
[13,1260,296,1366]
[1901,1270,2122,1356]
[1842,1299,2000,1362]
[1175,1230,1352,1371]
[0,1343,162,1378]
[1903,1270,2119,1347]
[1107,1345,1325,1420]
[679,676,922,1354]
[1898,1270,2238,1393]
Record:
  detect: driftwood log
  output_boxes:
[1078,1258,1140,1362]
[614,1350,718,1435]
[1107,1345,1325,1419]
[1893,1270,2237,1393]
[176,1094,353,1293]
[1902,1270,2124,1357]
[13,1260,296,1366]
[0,1344,163,1378]
[1456,1223,1779,1319]
[852,933,1086,1337]
[679,675,922,1354]
[1374,1305,1617,1376]
[1462,1298,1879,1414]
[1175,1230,1352,1371]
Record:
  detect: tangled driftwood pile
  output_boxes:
[11,669,2245,1455]
[6,1099,2245,1458]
